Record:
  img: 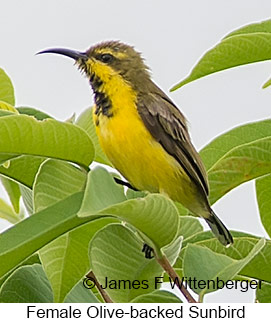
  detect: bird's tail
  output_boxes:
[205,209,233,247]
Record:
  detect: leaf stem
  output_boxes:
[86,271,114,303]
[155,254,197,303]
[198,293,204,303]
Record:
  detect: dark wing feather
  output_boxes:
[137,90,209,196]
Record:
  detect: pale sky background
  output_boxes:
[1,0,271,303]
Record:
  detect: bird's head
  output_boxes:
[38,41,151,92]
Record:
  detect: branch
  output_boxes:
[155,254,197,303]
[86,271,113,303]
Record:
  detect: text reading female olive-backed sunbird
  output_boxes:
[39,41,233,253]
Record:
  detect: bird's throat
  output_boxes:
[90,73,113,119]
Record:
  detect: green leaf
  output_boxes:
[89,223,182,302]
[0,192,92,278]
[0,101,18,113]
[0,156,45,189]
[32,159,112,302]
[0,110,15,117]
[79,166,126,215]
[131,290,182,303]
[0,197,22,224]
[174,201,189,216]
[183,239,265,297]
[20,185,34,214]
[0,68,15,105]
[1,176,21,213]
[262,77,271,89]
[162,216,202,283]
[256,282,271,303]
[64,280,100,303]
[179,216,203,241]
[200,120,271,170]
[33,159,87,212]
[39,218,116,302]
[76,107,111,166]
[16,106,53,120]
[175,232,271,285]
[224,19,271,38]
[126,188,147,199]
[166,238,184,267]
[0,264,53,302]
[0,114,94,168]
[256,174,271,238]
[171,19,271,90]
[0,253,41,288]
[90,224,161,302]
[79,167,180,251]
[200,119,271,205]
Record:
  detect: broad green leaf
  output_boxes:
[224,19,271,38]
[79,166,126,215]
[1,176,21,213]
[32,159,111,302]
[256,282,271,303]
[131,290,182,303]
[162,216,202,283]
[89,223,182,303]
[175,232,271,285]
[178,216,203,241]
[183,239,264,297]
[0,192,92,278]
[76,107,111,166]
[90,224,162,302]
[171,19,271,90]
[200,119,271,205]
[0,68,15,105]
[0,264,53,302]
[0,114,94,168]
[126,188,147,199]
[0,197,22,224]
[0,156,45,188]
[0,110,15,117]
[174,201,189,216]
[39,218,116,302]
[256,174,271,238]
[20,185,34,214]
[0,252,41,288]
[0,101,18,113]
[79,167,180,251]
[225,20,271,91]
[64,280,100,303]
[200,120,271,170]
[33,159,87,212]
[17,106,53,120]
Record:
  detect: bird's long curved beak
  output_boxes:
[37,48,88,61]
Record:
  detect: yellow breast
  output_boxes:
[93,78,159,191]
[92,69,203,214]
[94,74,181,184]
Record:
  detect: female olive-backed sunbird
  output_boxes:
[39,41,233,250]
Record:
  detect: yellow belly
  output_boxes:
[93,102,203,213]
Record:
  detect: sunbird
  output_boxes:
[39,41,233,256]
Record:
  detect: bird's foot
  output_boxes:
[142,243,154,259]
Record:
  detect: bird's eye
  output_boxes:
[99,53,114,63]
